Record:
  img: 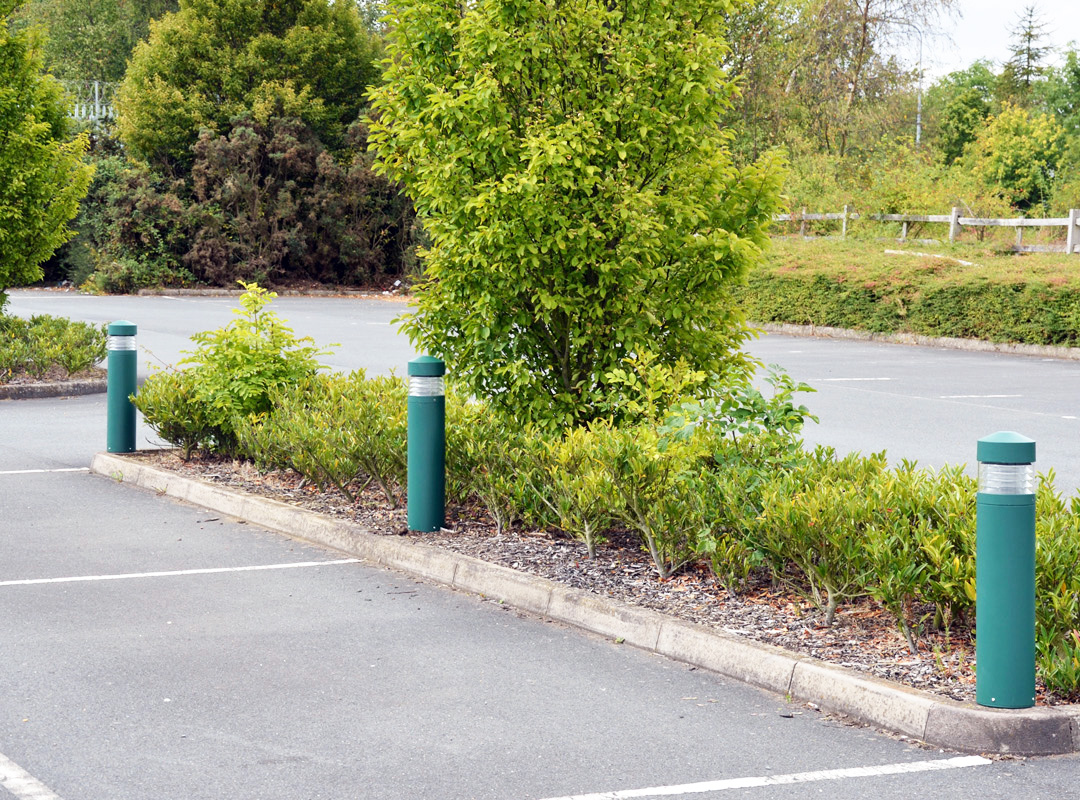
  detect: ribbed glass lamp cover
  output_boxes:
[978,462,1034,495]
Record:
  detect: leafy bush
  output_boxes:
[444,393,529,534]
[0,313,106,382]
[135,301,1080,695]
[371,0,786,429]
[1033,478,1080,693]
[133,370,217,461]
[234,372,406,505]
[136,283,330,453]
[116,0,380,172]
[80,120,416,292]
[522,423,616,559]
[0,0,92,302]
[737,242,1080,347]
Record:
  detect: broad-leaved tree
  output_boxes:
[0,0,92,309]
[370,0,786,429]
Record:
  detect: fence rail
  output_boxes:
[774,206,1080,255]
[60,80,116,123]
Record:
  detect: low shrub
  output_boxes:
[0,314,107,382]
[736,239,1080,347]
[180,282,331,452]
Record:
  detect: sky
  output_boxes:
[903,0,1079,80]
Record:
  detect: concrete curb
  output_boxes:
[134,288,400,298]
[0,377,106,401]
[756,322,1080,361]
[91,452,1080,756]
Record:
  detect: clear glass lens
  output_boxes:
[979,462,1034,495]
[107,335,137,351]
[409,376,444,397]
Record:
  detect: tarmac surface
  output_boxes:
[2,292,1080,797]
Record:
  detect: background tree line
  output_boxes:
[9,0,416,292]
[725,0,1079,219]
[5,0,1080,295]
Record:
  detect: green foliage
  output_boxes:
[186,116,414,287]
[235,371,407,505]
[76,118,415,291]
[0,313,106,381]
[83,156,196,292]
[937,89,991,166]
[660,363,818,444]
[522,423,615,559]
[736,241,1080,348]
[966,105,1069,211]
[0,0,93,302]
[132,369,217,460]
[1033,478,1080,694]
[116,0,380,173]
[600,424,712,580]
[370,0,786,429]
[445,392,529,534]
[11,0,178,83]
[178,282,330,450]
[139,325,1080,692]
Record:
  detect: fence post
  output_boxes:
[799,207,807,237]
[948,207,960,243]
[901,221,909,241]
[1069,209,1078,256]
[842,205,849,239]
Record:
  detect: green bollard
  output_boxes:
[106,320,138,453]
[975,431,1036,709]
[407,356,445,532]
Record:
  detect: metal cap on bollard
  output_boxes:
[977,431,1036,495]
[975,431,1036,709]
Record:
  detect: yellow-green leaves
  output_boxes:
[0,1,92,297]
[369,0,785,429]
[116,0,379,171]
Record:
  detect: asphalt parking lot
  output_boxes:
[2,300,1079,798]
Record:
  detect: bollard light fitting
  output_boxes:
[407,356,446,532]
[106,320,138,453]
[975,431,1037,709]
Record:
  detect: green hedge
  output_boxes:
[735,245,1080,346]
[0,314,106,382]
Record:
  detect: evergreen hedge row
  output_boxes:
[735,271,1080,346]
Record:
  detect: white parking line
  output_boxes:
[814,377,892,382]
[939,394,1022,399]
[0,752,63,800]
[0,468,90,475]
[536,756,992,799]
[0,559,361,588]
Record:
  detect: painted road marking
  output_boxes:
[536,756,993,799]
[814,377,892,382]
[0,468,90,475]
[0,559,361,588]
[939,394,1022,399]
[0,752,63,800]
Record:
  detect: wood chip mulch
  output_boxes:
[126,449,1077,707]
[1,365,105,386]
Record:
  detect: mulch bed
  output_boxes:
[126,449,1077,707]
[0,366,105,386]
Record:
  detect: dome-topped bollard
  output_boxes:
[976,431,1037,709]
[407,356,445,532]
[106,320,138,453]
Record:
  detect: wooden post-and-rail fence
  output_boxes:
[775,206,1080,255]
